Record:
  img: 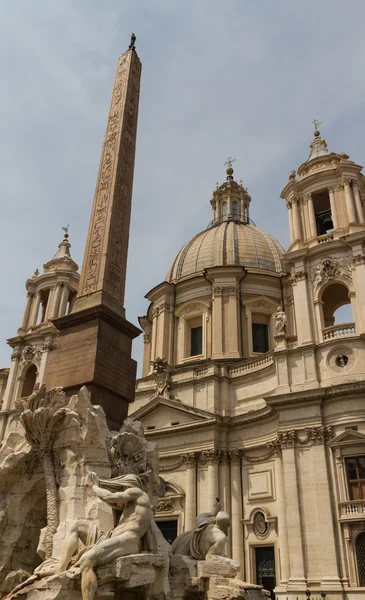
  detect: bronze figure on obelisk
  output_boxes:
[46,41,142,429]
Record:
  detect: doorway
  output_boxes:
[255,546,276,599]
[156,519,178,544]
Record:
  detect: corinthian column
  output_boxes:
[219,450,232,556]
[206,450,219,508]
[274,449,290,584]
[353,181,365,223]
[184,453,197,531]
[343,178,357,224]
[286,201,294,244]
[230,450,244,578]
[281,434,306,589]
[306,193,317,238]
[328,187,339,229]
[292,198,302,241]
[21,292,33,329]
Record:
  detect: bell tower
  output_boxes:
[0,230,79,419]
[281,123,365,350]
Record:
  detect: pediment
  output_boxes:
[130,397,216,431]
[328,428,365,448]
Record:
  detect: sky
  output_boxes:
[1,0,365,375]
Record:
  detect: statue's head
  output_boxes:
[216,511,230,533]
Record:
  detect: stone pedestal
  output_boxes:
[5,554,169,600]
[45,304,140,430]
[169,556,269,600]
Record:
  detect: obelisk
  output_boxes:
[46,39,141,429]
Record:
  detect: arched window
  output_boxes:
[232,201,239,220]
[321,283,353,328]
[222,202,227,221]
[356,532,365,586]
[21,364,37,398]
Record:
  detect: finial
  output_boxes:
[312,118,322,137]
[32,268,39,280]
[129,33,136,51]
[224,157,236,178]
[62,224,70,240]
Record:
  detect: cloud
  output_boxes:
[1,0,365,375]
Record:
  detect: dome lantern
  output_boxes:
[210,159,251,226]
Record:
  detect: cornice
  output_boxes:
[265,379,365,408]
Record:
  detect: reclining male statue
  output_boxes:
[172,499,232,562]
[32,471,152,600]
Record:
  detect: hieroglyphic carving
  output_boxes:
[77,50,141,306]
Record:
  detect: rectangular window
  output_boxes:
[346,456,365,500]
[191,326,203,356]
[252,323,269,353]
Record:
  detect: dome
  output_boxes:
[166,221,284,282]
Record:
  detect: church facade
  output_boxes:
[0,63,365,598]
[130,130,365,599]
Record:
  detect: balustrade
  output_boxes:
[322,322,355,340]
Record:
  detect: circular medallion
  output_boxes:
[253,511,268,537]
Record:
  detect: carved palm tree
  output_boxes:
[18,385,69,559]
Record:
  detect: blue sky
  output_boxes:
[1,1,365,374]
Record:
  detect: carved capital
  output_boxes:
[11,350,21,362]
[143,333,151,344]
[268,430,297,450]
[328,186,335,194]
[225,285,239,296]
[200,449,220,465]
[352,254,365,266]
[298,426,332,445]
[229,449,242,463]
[290,270,307,285]
[213,285,223,297]
[182,452,197,467]
[341,176,351,187]
[42,342,54,353]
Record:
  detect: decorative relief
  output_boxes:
[143,334,151,344]
[184,303,202,315]
[20,345,42,366]
[149,356,173,400]
[157,499,174,513]
[312,257,351,288]
[266,427,332,452]
[79,51,141,306]
[249,299,274,310]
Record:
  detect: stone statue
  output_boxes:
[274,306,287,335]
[172,500,231,561]
[34,471,152,600]
[129,33,136,50]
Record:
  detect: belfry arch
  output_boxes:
[321,282,354,328]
